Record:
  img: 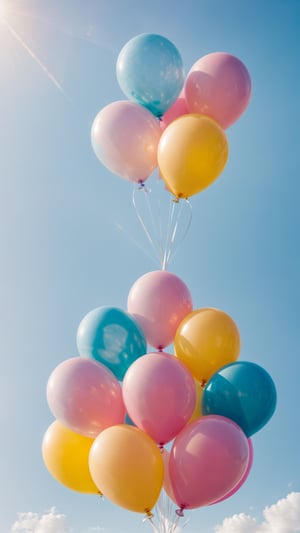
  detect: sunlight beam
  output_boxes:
[1,15,68,99]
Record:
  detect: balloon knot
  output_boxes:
[137,181,151,194]
[175,505,185,517]
[157,346,163,352]
[200,380,207,390]
[143,508,153,521]
[158,444,164,452]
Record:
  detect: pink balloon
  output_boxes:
[169,415,249,509]
[91,100,161,183]
[160,91,188,131]
[185,52,252,129]
[211,438,253,504]
[47,357,125,438]
[122,352,196,445]
[127,270,193,349]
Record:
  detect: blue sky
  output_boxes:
[0,0,299,532]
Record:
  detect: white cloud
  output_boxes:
[215,492,300,533]
[10,508,106,533]
[11,508,70,533]
[10,493,300,533]
[215,514,257,533]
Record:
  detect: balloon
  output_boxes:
[161,449,176,503]
[185,52,252,129]
[127,270,193,349]
[212,438,253,504]
[47,357,125,437]
[157,114,229,199]
[116,33,185,117]
[76,306,147,381]
[160,91,188,131]
[124,412,135,426]
[123,352,196,445]
[174,308,240,384]
[42,421,99,494]
[189,380,204,422]
[202,361,277,437]
[91,101,161,183]
[169,415,249,509]
[89,425,164,513]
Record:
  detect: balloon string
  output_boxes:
[143,511,159,533]
[153,489,184,533]
[132,185,162,266]
[155,182,165,263]
[114,220,158,266]
[167,200,184,264]
[166,199,193,267]
[170,512,180,533]
[132,183,193,271]
[162,198,176,270]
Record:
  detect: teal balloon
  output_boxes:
[116,33,185,117]
[76,307,147,381]
[124,412,135,426]
[202,361,277,437]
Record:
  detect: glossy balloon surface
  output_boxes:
[202,361,277,436]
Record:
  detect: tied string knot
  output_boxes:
[143,508,154,522]
[175,505,185,517]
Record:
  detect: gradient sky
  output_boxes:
[0,1,299,532]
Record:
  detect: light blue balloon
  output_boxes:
[202,361,277,437]
[116,33,185,117]
[76,306,147,381]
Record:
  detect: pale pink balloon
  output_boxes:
[161,449,176,503]
[122,352,196,445]
[185,52,252,129]
[47,357,125,438]
[169,415,249,509]
[160,91,188,131]
[127,270,193,349]
[91,100,161,183]
[211,438,253,504]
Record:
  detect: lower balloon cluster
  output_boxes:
[42,270,277,516]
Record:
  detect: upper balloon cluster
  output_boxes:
[91,33,251,198]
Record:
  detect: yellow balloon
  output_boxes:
[89,425,164,513]
[189,379,204,422]
[174,308,240,383]
[42,420,99,494]
[157,114,228,198]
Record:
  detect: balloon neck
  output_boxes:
[157,346,163,352]
[200,379,207,390]
[172,193,189,203]
[176,505,185,517]
[97,490,103,498]
[137,180,151,194]
[143,508,154,521]
[158,444,164,452]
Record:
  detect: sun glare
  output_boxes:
[0,2,68,98]
[0,1,6,18]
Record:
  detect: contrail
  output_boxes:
[2,16,68,99]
